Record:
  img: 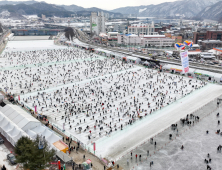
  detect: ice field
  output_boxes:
[18,65,205,145]
[1,40,221,163]
[0,49,134,94]
[2,40,67,52]
[122,101,222,170]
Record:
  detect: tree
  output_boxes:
[14,136,33,167]
[64,27,75,41]
[0,23,3,33]
[15,135,56,170]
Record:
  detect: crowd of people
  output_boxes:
[0,48,134,94]
[1,47,204,144]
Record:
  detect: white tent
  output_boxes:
[0,94,4,100]
[213,73,222,83]
[13,132,26,145]
[42,129,53,139]
[26,129,37,139]
[0,104,39,131]
[0,111,29,146]
[0,105,61,147]
[0,117,8,133]
[1,121,14,137]
[31,125,47,134]
[29,124,61,149]
[143,61,149,65]
[127,56,141,64]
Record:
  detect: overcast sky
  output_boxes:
[24,0,178,10]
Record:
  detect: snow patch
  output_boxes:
[0,10,10,17]
[139,8,147,13]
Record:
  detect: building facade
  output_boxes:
[128,23,156,35]
[193,30,222,44]
[113,24,127,33]
[117,34,175,47]
[198,40,222,51]
[141,35,175,47]
[90,12,106,36]
[117,34,141,46]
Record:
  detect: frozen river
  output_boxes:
[1,40,221,165]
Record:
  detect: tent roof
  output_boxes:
[31,125,46,134]
[46,133,61,144]
[0,104,39,130]
[26,129,37,139]
[127,56,140,61]
[0,111,29,146]
[0,106,60,147]
[213,73,222,79]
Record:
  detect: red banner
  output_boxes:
[93,143,96,151]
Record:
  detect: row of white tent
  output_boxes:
[162,64,222,83]
[0,111,28,146]
[95,48,142,64]
[0,104,61,148]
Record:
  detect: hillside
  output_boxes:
[0,2,73,18]
[111,0,221,18]
[197,1,222,21]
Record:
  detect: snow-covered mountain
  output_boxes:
[111,0,222,18]
[197,1,222,21]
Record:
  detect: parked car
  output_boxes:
[207,61,215,65]
[7,153,17,165]
[0,136,4,144]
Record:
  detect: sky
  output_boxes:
[11,0,178,10]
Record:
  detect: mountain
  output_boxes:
[197,1,222,21]
[111,0,221,18]
[61,4,85,12]
[62,5,123,17]
[0,1,123,18]
[0,0,38,5]
[0,2,73,18]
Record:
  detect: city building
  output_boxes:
[113,24,128,33]
[154,26,166,34]
[193,30,222,44]
[213,48,222,60]
[41,14,46,20]
[198,40,222,51]
[165,33,182,43]
[90,12,106,36]
[141,35,175,47]
[117,34,141,46]
[128,23,156,35]
[117,34,175,48]
[107,32,118,42]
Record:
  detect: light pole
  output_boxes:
[129,36,131,51]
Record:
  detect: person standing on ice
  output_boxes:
[181,145,184,150]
